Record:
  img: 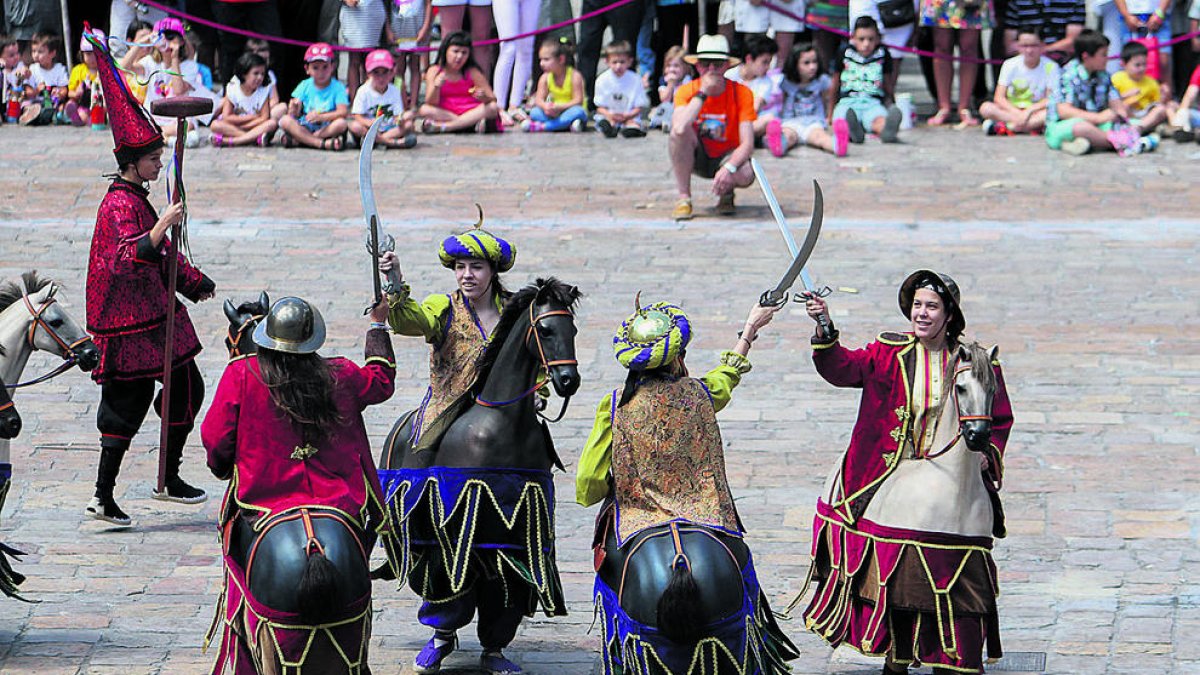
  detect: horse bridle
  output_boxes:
[226,314,264,359]
[475,300,578,422]
[4,292,93,389]
[920,364,992,460]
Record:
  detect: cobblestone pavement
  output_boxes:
[0,123,1196,675]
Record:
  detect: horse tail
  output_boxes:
[656,555,704,644]
[296,547,339,624]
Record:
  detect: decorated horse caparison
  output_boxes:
[203,294,391,675]
[0,272,98,599]
[377,276,581,670]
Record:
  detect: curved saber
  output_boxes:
[359,116,398,312]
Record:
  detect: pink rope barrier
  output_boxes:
[137,0,637,54]
[762,0,1200,65]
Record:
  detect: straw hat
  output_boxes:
[683,35,739,66]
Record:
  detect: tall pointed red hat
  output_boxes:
[83,24,164,166]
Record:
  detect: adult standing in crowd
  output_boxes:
[1113,0,1175,92]
[1004,0,1084,63]
[435,0,495,77]
[109,0,167,54]
[339,0,388,110]
[492,0,539,122]
[577,0,645,104]
[807,0,850,76]
[920,0,991,126]
[212,0,282,83]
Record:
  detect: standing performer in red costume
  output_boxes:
[84,31,216,526]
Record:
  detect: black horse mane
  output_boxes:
[0,271,55,315]
[472,277,581,390]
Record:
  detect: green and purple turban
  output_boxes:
[613,301,691,371]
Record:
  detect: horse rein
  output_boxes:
[226,314,264,359]
[475,301,578,422]
[4,292,93,389]
[920,364,992,460]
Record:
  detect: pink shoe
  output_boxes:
[832,118,849,157]
[766,118,784,157]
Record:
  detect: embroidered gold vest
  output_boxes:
[610,377,741,542]
[415,291,490,445]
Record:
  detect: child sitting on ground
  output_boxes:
[418,31,501,134]
[279,42,350,150]
[522,37,587,132]
[1111,40,1172,137]
[125,18,219,145]
[210,52,278,146]
[768,42,848,157]
[349,49,417,148]
[20,32,69,126]
[65,30,104,127]
[593,40,649,137]
[229,38,286,123]
[831,16,901,144]
[1046,30,1148,156]
[648,45,692,131]
[1171,63,1200,142]
[980,26,1060,135]
[1,35,28,121]
[725,34,781,141]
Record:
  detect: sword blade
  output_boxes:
[360,116,386,313]
[768,189,823,297]
[752,159,800,258]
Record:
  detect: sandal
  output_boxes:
[320,136,343,151]
[956,108,980,128]
[421,118,443,134]
[210,133,226,147]
[926,108,952,127]
[257,131,273,147]
[281,132,297,148]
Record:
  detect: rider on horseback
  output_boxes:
[799,270,1014,675]
[378,217,544,675]
[201,296,395,674]
[576,298,798,674]
[84,40,216,526]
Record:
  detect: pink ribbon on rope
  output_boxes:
[136,0,637,53]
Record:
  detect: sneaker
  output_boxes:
[481,651,522,675]
[832,118,849,157]
[765,118,785,157]
[152,478,208,505]
[671,198,693,221]
[1173,128,1196,143]
[85,496,132,526]
[414,634,458,673]
[18,103,42,126]
[716,192,736,216]
[65,101,86,126]
[845,109,865,144]
[520,119,543,132]
[400,132,418,149]
[596,118,618,138]
[880,106,902,143]
[185,132,201,149]
[1060,137,1091,156]
[569,118,584,133]
[620,125,646,138]
[982,119,996,136]
[1138,133,1160,153]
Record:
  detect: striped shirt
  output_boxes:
[1004,0,1085,44]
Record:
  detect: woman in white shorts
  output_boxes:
[435,0,496,76]
[733,0,806,60]
[492,0,541,118]
[848,0,914,92]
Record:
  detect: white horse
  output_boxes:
[0,272,99,471]
[820,342,999,536]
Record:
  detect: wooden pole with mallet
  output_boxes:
[148,96,212,496]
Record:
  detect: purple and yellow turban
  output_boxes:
[438,205,516,273]
[613,301,691,371]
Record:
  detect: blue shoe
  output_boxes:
[413,634,457,673]
[480,651,522,674]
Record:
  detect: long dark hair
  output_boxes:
[783,41,824,84]
[616,350,687,408]
[257,348,340,441]
[434,31,479,74]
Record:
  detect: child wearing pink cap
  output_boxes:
[119,18,218,145]
[350,49,417,149]
[279,43,350,150]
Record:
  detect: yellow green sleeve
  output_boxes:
[386,286,450,343]
[701,351,753,414]
[575,392,615,507]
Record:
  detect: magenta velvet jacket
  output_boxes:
[86,179,214,380]
[201,330,396,531]
[812,331,1014,524]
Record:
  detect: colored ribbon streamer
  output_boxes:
[136,0,638,54]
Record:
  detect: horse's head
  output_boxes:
[223,291,270,360]
[525,278,582,398]
[5,273,99,372]
[953,342,999,453]
[0,387,20,439]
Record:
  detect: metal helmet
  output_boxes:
[898,270,965,339]
[252,297,326,354]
